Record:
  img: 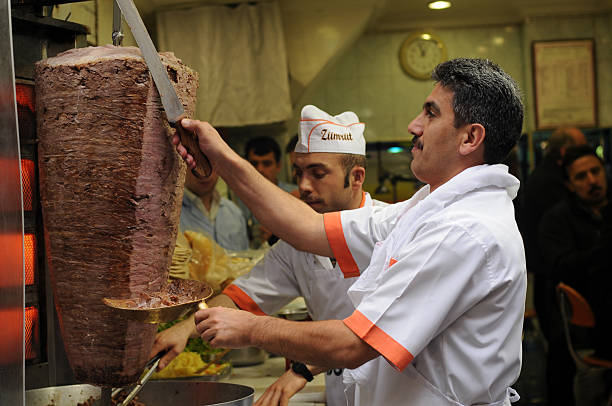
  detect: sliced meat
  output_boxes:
[35,45,198,386]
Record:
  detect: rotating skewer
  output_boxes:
[112,0,124,46]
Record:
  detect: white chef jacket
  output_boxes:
[224,192,386,406]
[324,165,526,406]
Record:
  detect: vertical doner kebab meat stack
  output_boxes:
[35,45,198,386]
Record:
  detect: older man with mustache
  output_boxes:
[174,58,527,406]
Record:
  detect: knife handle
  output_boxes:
[173,114,212,179]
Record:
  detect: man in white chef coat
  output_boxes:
[174,58,527,406]
[152,105,386,406]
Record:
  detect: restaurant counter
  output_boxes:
[220,355,326,405]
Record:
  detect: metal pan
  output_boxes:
[103,278,213,324]
[26,381,254,406]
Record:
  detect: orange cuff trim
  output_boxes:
[344,310,414,372]
[324,212,360,278]
[222,285,266,316]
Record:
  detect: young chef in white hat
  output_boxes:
[175,58,526,406]
[152,105,386,406]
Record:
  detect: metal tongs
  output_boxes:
[110,350,167,406]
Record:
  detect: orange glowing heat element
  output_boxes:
[24,233,36,285]
[16,83,35,113]
[25,306,39,360]
[21,158,35,211]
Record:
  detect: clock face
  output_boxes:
[400,34,447,80]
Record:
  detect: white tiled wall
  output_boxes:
[297,12,612,142]
[281,2,375,92]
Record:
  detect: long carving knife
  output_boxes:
[115,0,211,178]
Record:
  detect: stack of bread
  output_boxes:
[169,231,261,294]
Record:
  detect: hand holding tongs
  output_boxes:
[111,350,167,406]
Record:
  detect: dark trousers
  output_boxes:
[534,274,576,405]
[534,274,550,340]
[547,333,576,406]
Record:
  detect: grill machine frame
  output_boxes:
[1,2,88,401]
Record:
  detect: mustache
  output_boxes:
[300,194,320,204]
[409,135,423,150]
[589,185,603,194]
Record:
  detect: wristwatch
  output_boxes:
[291,361,314,382]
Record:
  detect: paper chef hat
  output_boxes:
[296,105,365,155]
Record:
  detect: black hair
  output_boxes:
[431,58,524,164]
[546,127,584,162]
[561,145,603,179]
[286,134,298,154]
[245,136,281,163]
[340,154,367,188]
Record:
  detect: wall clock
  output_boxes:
[399,33,447,80]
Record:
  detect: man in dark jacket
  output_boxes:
[522,127,586,340]
[539,145,610,406]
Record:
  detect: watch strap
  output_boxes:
[291,361,314,382]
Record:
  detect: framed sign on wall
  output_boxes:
[532,39,597,130]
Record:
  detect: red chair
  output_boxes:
[556,283,612,406]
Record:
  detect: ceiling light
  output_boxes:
[492,36,505,46]
[428,1,451,10]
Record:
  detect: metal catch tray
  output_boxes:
[26,381,254,406]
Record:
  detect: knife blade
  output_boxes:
[115,0,211,179]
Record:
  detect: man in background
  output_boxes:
[521,127,586,339]
[180,168,248,251]
[153,105,383,406]
[238,136,296,248]
[538,145,611,406]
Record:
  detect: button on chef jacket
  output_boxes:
[323,165,526,406]
[224,192,387,406]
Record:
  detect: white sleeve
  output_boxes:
[224,241,301,315]
[323,201,407,277]
[343,221,491,371]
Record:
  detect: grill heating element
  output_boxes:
[16,80,45,367]
[8,5,88,391]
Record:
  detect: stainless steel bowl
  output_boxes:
[26,384,98,406]
[26,381,254,406]
[224,347,268,367]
